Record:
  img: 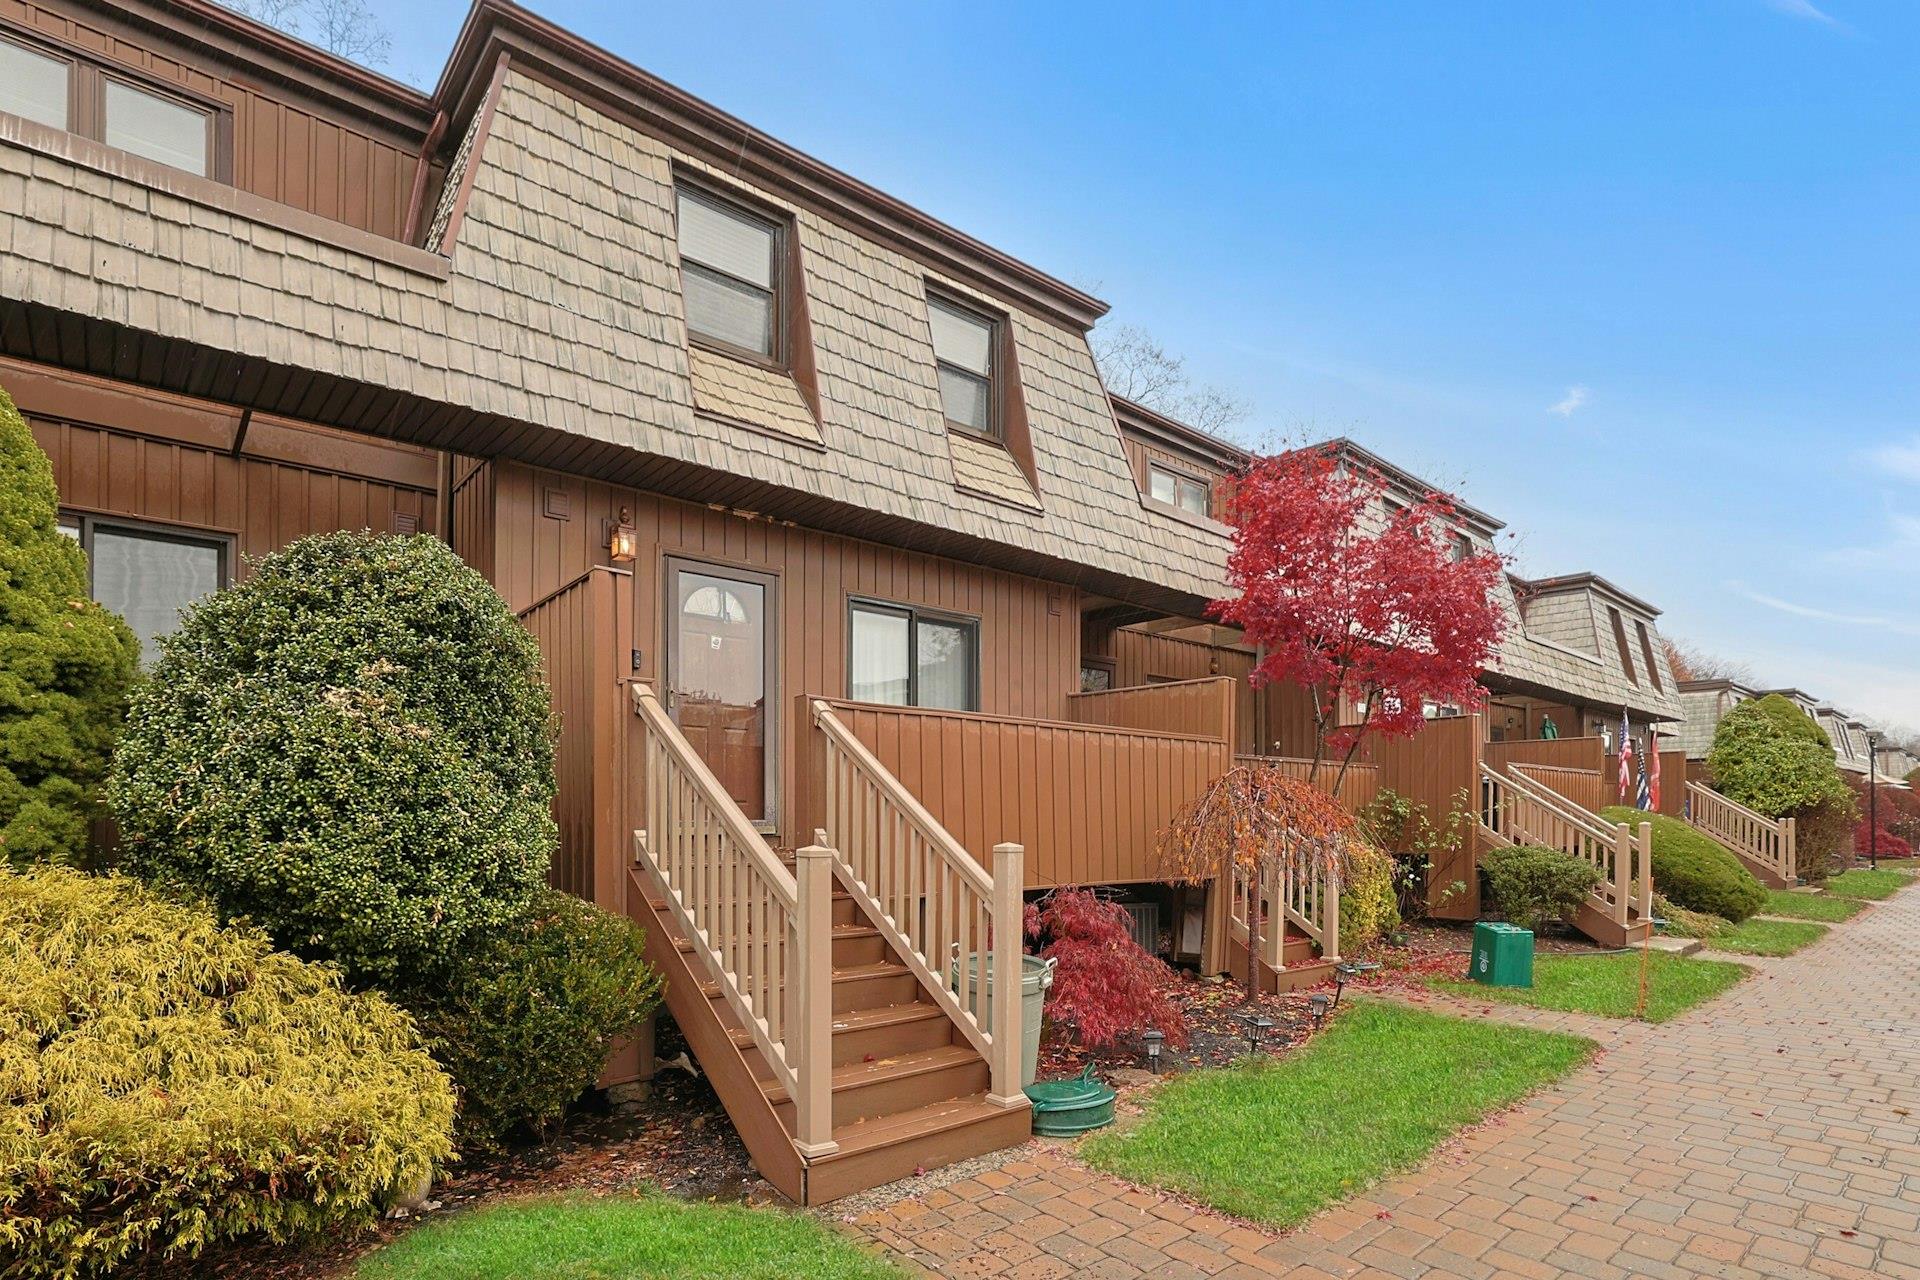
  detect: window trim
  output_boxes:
[673,178,789,369]
[925,289,1002,442]
[0,23,228,179]
[846,596,982,711]
[58,512,233,656]
[1635,620,1664,693]
[1145,460,1212,518]
[1608,607,1640,687]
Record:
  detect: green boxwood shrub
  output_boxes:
[0,865,454,1276]
[1482,844,1600,932]
[398,889,665,1151]
[0,383,139,866]
[1704,696,1855,883]
[108,531,556,986]
[1706,697,1851,818]
[1601,808,1765,923]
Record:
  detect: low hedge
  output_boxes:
[1601,808,1766,923]
[397,889,664,1151]
[0,866,454,1276]
[1482,844,1599,932]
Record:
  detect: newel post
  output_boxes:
[1782,814,1797,883]
[792,844,839,1158]
[1637,822,1654,921]
[988,842,1029,1110]
[1321,862,1342,964]
[1612,825,1632,927]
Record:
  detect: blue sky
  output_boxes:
[376,1,1920,728]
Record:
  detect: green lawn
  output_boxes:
[1705,918,1828,957]
[1761,890,1864,923]
[1824,868,1916,901]
[353,1193,904,1280]
[1081,1001,1592,1229]
[1428,951,1748,1023]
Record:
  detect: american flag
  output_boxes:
[1617,710,1635,803]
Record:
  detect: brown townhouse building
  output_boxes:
[1,0,1708,1200]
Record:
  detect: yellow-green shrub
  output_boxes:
[0,866,454,1277]
[1339,843,1401,952]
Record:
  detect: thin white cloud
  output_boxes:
[1548,385,1591,418]
[1765,0,1851,32]
[1867,437,1920,483]
[1731,582,1920,639]
[1768,0,1835,23]
[1825,510,1920,571]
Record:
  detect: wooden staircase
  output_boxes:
[1221,849,1343,994]
[628,685,1029,1206]
[1478,762,1654,946]
[1684,782,1796,888]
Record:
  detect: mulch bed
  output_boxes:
[150,1018,765,1280]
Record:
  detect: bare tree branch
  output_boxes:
[1091,323,1250,436]
[219,0,389,65]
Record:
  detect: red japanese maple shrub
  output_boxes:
[1214,446,1509,785]
[1024,888,1189,1049]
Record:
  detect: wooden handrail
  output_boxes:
[630,684,834,1156]
[1481,763,1651,929]
[1685,781,1796,882]
[809,700,1025,1107]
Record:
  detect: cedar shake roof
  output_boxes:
[1675,678,1755,759]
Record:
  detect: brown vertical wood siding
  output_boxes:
[476,460,1080,845]
[21,378,442,562]
[1118,433,1234,522]
[1369,714,1484,919]
[516,567,635,909]
[793,700,1231,889]
[2,0,431,238]
[1104,628,1319,757]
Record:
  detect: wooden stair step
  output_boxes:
[674,921,878,955]
[760,1044,982,1108]
[697,960,921,1014]
[727,1000,954,1062]
[802,1094,1033,1203]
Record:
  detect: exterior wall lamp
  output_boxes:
[606,506,637,563]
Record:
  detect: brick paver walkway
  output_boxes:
[848,885,1920,1278]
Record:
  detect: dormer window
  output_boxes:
[1609,607,1639,686]
[1148,463,1210,516]
[928,294,998,437]
[1636,620,1663,692]
[677,184,782,361]
[0,31,215,178]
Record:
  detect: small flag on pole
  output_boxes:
[1636,756,1651,811]
[1618,710,1635,803]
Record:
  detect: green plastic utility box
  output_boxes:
[1470,921,1534,988]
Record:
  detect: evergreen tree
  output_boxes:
[0,383,139,865]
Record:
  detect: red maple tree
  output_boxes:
[1024,888,1190,1049]
[1214,445,1510,786]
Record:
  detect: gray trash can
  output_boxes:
[952,952,1057,1087]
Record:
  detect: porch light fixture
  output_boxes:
[607,507,637,563]
[1141,1028,1165,1073]
[1308,992,1332,1028]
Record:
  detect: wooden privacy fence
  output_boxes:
[1509,762,1606,814]
[808,701,1024,1105]
[630,683,838,1156]
[1685,781,1796,885]
[1067,676,1236,743]
[1369,714,1484,918]
[794,698,1232,888]
[1235,754,1383,816]
[1479,763,1652,933]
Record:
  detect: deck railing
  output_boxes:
[1226,855,1343,969]
[809,700,1026,1109]
[1480,762,1652,930]
[631,684,838,1156]
[1686,781,1796,884]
